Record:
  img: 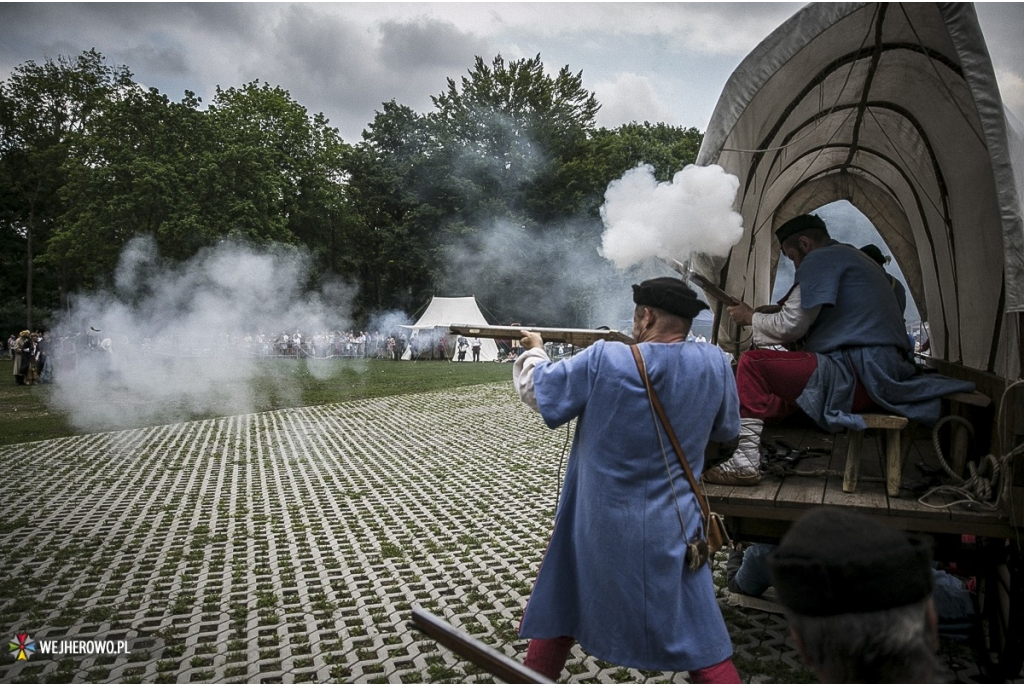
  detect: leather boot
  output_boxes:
[703,418,762,485]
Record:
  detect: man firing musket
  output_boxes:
[493,277,742,682]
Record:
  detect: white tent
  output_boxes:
[695,2,1024,380]
[400,296,501,362]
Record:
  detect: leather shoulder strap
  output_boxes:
[630,344,710,527]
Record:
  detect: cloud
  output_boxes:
[379,17,484,71]
[423,3,801,56]
[240,8,490,140]
[0,3,802,142]
[996,68,1024,123]
[2,2,1022,147]
[593,72,678,128]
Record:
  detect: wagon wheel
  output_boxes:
[973,537,1024,680]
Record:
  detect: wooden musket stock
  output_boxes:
[409,606,551,683]
[450,324,635,347]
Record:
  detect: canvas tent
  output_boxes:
[694,2,1024,380]
[400,296,500,362]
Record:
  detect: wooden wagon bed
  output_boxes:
[706,418,1024,679]
[706,421,1017,541]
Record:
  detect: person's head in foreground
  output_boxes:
[769,507,941,683]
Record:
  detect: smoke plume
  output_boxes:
[599,163,744,268]
[51,237,358,430]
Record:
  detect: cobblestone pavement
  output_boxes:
[0,382,1000,683]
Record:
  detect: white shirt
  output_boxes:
[750,284,821,346]
[512,347,550,412]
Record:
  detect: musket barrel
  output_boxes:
[449,324,634,347]
[409,606,550,683]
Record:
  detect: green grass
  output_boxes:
[0,358,511,446]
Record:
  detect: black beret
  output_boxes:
[768,507,933,617]
[632,277,709,320]
[860,244,886,266]
[775,214,826,244]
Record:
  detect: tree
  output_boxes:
[0,49,133,326]
[341,101,448,318]
[206,81,343,246]
[51,80,353,292]
[430,54,600,223]
[49,87,214,290]
[563,122,705,224]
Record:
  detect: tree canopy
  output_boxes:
[0,50,704,332]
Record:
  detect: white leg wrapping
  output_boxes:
[703,418,762,486]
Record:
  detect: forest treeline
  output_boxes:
[0,50,703,331]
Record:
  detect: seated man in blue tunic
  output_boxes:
[512,278,742,682]
[706,213,974,485]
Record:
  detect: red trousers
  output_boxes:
[736,349,875,420]
[524,637,740,683]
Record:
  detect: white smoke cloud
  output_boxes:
[51,237,359,430]
[599,163,744,268]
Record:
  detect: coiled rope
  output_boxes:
[918,396,1024,511]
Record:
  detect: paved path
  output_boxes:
[0,383,990,683]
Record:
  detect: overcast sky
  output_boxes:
[1,2,1022,144]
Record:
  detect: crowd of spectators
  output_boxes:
[4,328,422,385]
[7,330,54,385]
[221,330,406,360]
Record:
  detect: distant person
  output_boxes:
[21,333,39,385]
[860,244,907,315]
[456,336,469,362]
[769,507,943,683]
[12,330,29,385]
[36,332,52,384]
[470,337,482,362]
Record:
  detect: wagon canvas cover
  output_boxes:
[695,2,1024,379]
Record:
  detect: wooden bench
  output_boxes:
[842,390,991,496]
[843,414,909,496]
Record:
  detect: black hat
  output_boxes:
[860,244,887,266]
[775,214,826,244]
[768,507,933,616]
[632,277,709,320]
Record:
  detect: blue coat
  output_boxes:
[795,242,975,430]
[519,340,740,671]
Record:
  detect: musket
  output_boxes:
[661,257,742,307]
[409,606,551,683]
[450,324,635,347]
